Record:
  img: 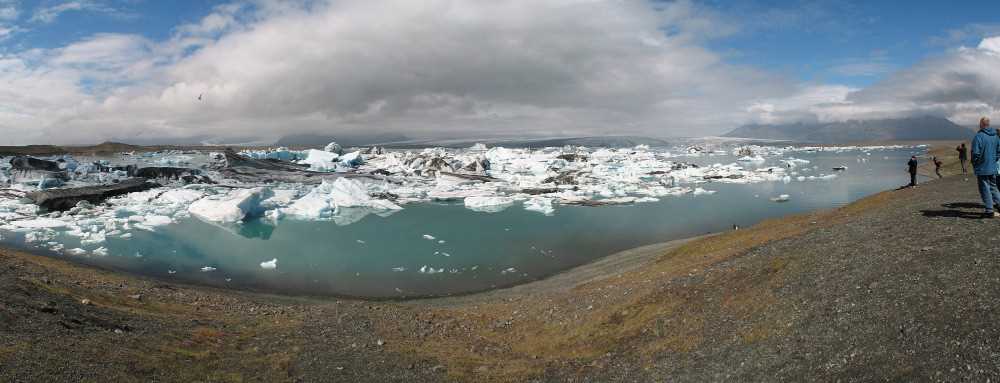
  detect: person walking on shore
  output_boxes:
[933,156,943,178]
[971,117,1000,218]
[957,143,968,174]
[907,156,919,187]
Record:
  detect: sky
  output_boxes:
[1,0,1000,145]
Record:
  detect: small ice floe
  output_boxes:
[501,267,517,275]
[422,234,436,240]
[832,166,848,171]
[260,258,278,270]
[200,266,217,272]
[437,240,446,244]
[356,239,366,244]
[770,194,791,202]
[12,218,68,229]
[92,247,109,256]
[419,265,444,274]
[167,270,177,274]
[693,188,716,196]
[66,248,87,256]
[392,267,406,272]
[464,196,516,213]
[523,197,555,215]
[440,252,451,257]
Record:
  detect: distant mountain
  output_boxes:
[275,133,410,148]
[377,136,673,149]
[724,116,974,143]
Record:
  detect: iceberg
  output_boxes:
[524,197,555,215]
[189,187,274,224]
[464,196,515,213]
[282,178,401,219]
[339,151,364,168]
[300,149,340,172]
[770,194,791,202]
[324,142,344,155]
[260,258,278,270]
[12,218,68,229]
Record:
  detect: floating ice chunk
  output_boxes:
[438,240,446,244]
[260,258,278,270]
[524,197,554,215]
[770,194,791,202]
[80,232,107,247]
[340,151,364,168]
[143,215,173,227]
[469,143,488,151]
[157,189,205,204]
[66,248,86,255]
[693,188,716,196]
[300,149,341,172]
[283,178,401,219]
[324,141,344,155]
[392,267,406,272]
[189,187,274,224]
[200,266,216,272]
[737,155,766,163]
[422,234,436,240]
[24,230,55,243]
[37,177,64,190]
[464,196,515,213]
[12,218,67,229]
[419,265,444,274]
[356,239,366,244]
[92,247,108,256]
[501,267,517,275]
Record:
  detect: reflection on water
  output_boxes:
[2,147,924,298]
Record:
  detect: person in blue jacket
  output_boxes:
[971,117,1000,218]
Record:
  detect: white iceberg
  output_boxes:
[770,194,791,202]
[189,187,274,224]
[324,141,344,155]
[260,258,278,270]
[464,196,515,213]
[524,197,554,215]
[12,218,68,229]
[300,149,341,172]
[282,178,401,219]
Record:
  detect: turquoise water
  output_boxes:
[2,147,925,298]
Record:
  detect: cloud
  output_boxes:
[3,0,802,144]
[30,0,130,24]
[761,36,1000,125]
[929,23,1000,46]
[0,1,17,21]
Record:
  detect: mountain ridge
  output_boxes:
[724,115,975,143]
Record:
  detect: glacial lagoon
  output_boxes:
[0,144,925,298]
